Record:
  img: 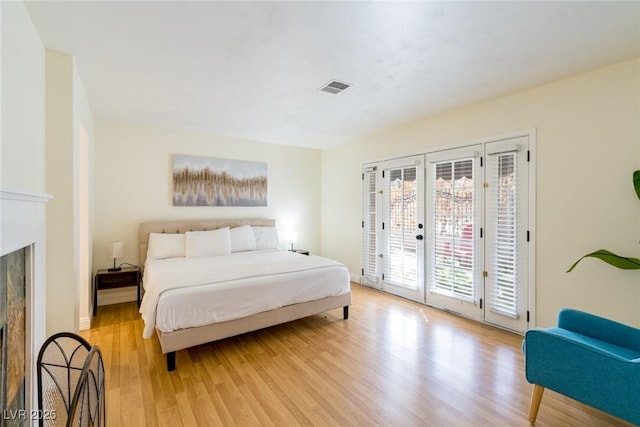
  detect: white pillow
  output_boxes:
[185,228,231,257]
[230,225,257,252]
[147,233,186,260]
[252,226,280,250]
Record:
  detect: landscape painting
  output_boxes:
[172,155,268,206]
[1,248,26,426]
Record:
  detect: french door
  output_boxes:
[425,146,483,321]
[362,156,425,302]
[363,134,532,333]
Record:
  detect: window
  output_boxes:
[384,166,419,288]
[431,158,475,299]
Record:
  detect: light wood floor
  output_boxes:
[82,283,633,426]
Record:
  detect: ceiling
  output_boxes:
[25,1,640,149]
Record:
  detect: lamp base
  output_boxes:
[109,257,121,272]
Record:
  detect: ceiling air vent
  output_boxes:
[319,80,351,95]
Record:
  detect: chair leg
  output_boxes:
[528,384,545,423]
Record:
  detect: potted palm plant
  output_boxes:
[567,170,640,272]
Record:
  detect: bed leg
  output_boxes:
[167,351,176,371]
[343,306,349,320]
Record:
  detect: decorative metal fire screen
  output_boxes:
[37,333,105,427]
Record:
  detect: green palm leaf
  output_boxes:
[567,170,640,274]
[567,249,640,272]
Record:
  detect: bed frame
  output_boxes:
[139,218,351,371]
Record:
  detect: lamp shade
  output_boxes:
[110,241,123,259]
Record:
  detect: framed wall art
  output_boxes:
[172,155,267,207]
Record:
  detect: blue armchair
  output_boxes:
[523,308,640,424]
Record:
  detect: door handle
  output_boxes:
[416,235,424,240]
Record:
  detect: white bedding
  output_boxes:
[139,250,350,338]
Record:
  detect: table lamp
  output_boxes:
[108,241,123,272]
[289,231,297,251]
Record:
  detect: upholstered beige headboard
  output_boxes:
[139,218,276,266]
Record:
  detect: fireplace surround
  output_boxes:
[0,189,51,425]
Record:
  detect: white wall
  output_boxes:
[45,51,95,334]
[74,63,95,330]
[0,1,49,417]
[45,51,75,333]
[1,1,46,193]
[94,120,321,276]
[321,58,640,328]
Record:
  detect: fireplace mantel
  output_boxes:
[1,188,52,424]
[0,189,52,202]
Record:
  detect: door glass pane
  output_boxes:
[431,159,475,299]
[489,152,518,316]
[385,166,418,288]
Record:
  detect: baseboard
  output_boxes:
[97,286,137,306]
[348,271,363,284]
[79,315,91,331]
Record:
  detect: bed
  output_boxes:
[138,218,351,371]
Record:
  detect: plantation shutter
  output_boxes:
[485,138,528,322]
[384,165,418,288]
[429,157,476,300]
[362,165,379,284]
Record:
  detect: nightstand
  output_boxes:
[289,249,309,256]
[93,267,141,315]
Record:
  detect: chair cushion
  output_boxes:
[547,328,640,361]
